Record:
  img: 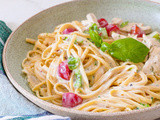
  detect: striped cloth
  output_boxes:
[0,112,70,120]
[0,21,70,120]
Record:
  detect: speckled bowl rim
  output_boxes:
[2,0,160,117]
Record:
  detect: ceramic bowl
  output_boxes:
[3,0,160,120]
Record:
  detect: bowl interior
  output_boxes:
[3,0,160,119]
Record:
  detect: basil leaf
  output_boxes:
[100,42,111,52]
[120,21,129,28]
[89,25,102,47]
[90,23,99,31]
[104,38,149,63]
[68,57,80,70]
[74,70,82,89]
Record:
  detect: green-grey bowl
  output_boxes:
[3,0,160,119]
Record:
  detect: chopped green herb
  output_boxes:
[151,97,153,103]
[100,38,149,63]
[128,67,133,71]
[74,70,82,89]
[153,33,160,42]
[84,30,89,34]
[74,39,77,44]
[151,97,153,100]
[98,96,101,98]
[80,40,83,44]
[76,37,84,44]
[94,62,97,66]
[120,21,129,28]
[64,37,68,40]
[89,85,92,87]
[89,44,91,46]
[68,56,80,70]
[140,103,150,107]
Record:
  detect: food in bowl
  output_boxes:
[22,13,160,112]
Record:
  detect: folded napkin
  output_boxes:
[0,21,70,120]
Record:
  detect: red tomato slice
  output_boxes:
[105,24,120,36]
[130,24,145,37]
[98,18,108,28]
[62,28,76,34]
[57,60,72,80]
[62,92,83,108]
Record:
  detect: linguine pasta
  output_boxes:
[22,13,160,112]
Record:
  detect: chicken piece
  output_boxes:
[148,31,159,38]
[140,26,152,34]
[111,32,127,40]
[112,18,123,25]
[112,18,152,34]
[142,46,160,76]
[128,34,138,40]
[86,13,99,27]
[81,13,99,31]
[111,32,139,41]
[142,34,160,49]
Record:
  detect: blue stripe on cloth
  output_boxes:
[0,111,71,120]
[0,20,12,74]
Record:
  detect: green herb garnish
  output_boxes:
[140,103,150,107]
[128,67,133,71]
[120,21,129,28]
[74,39,77,44]
[151,97,153,103]
[94,62,97,66]
[100,38,149,63]
[76,37,84,44]
[153,33,160,42]
[74,70,82,89]
[151,97,153,100]
[68,56,80,70]
[64,37,68,40]
[89,23,102,47]
[84,30,89,34]
[80,40,83,44]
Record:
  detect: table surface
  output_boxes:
[0,0,72,31]
[0,0,159,31]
